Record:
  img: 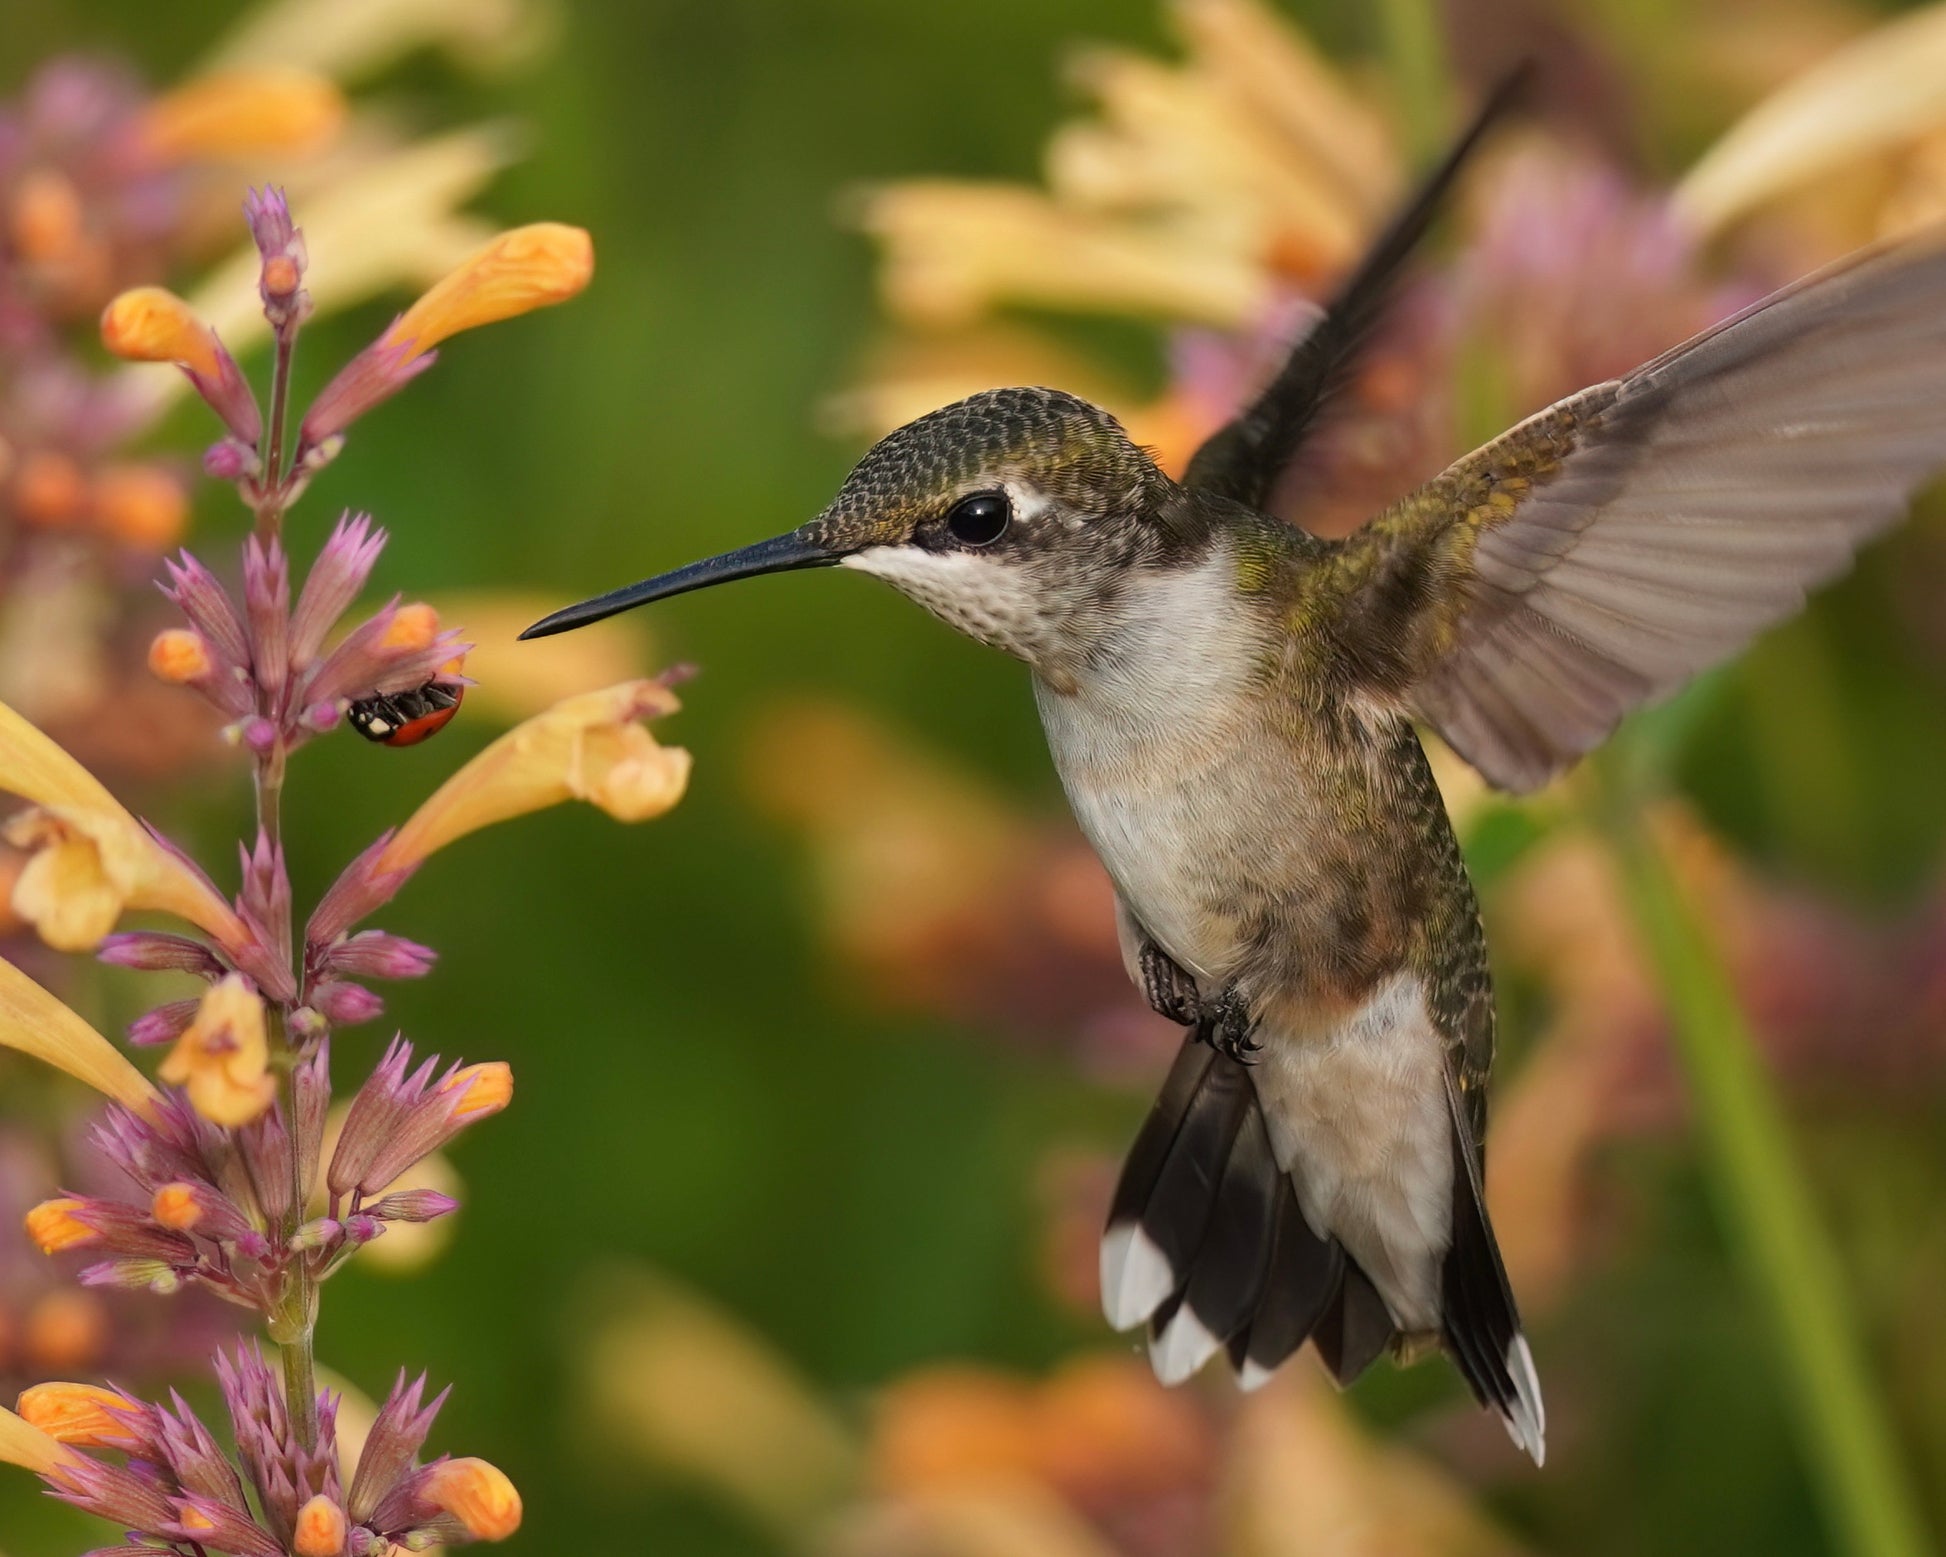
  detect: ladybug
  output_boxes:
[348,680,464,747]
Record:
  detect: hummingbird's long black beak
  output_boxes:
[519,528,844,639]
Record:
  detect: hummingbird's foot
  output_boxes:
[1139,941,1202,1027]
[1203,988,1262,1065]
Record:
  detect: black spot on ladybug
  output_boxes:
[349,680,464,748]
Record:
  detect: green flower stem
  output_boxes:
[1597,784,1931,1557]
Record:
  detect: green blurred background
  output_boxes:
[5,1,1946,1554]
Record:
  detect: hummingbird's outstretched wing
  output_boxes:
[1180,70,1528,510]
[1323,232,1946,792]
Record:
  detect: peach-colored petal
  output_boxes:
[158,975,275,1128]
[0,699,249,953]
[0,1405,74,1475]
[0,955,158,1114]
[377,680,688,872]
[382,222,593,358]
[99,288,224,379]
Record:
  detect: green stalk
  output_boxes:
[1375,0,1452,165]
[1596,778,1930,1557]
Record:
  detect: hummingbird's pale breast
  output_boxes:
[1033,542,1284,985]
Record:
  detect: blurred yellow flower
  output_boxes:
[425,1457,522,1540]
[1676,1,1946,243]
[203,0,552,84]
[857,0,1394,332]
[0,1405,71,1475]
[133,68,345,163]
[383,222,593,359]
[376,679,689,873]
[15,1384,137,1449]
[0,954,159,1114]
[158,974,276,1128]
[0,700,249,953]
[91,464,190,550]
[575,1269,860,1535]
[99,287,225,379]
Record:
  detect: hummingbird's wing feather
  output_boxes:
[1180,71,1527,511]
[1332,231,1946,792]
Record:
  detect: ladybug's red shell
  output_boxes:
[348,681,464,748]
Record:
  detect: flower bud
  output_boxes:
[424,1457,522,1540]
[97,931,224,976]
[101,287,223,378]
[311,980,383,1026]
[294,1493,348,1557]
[24,1198,97,1254]
[439,1061,512,1122]
[148,628,212,685]
[324,931,438,981]
[366,1189,458,1223]
[151,1182,203,1231]
[129,998,200,1048]
[15,1383,139,1449]
[380,602,441,651]
[289,1218,343,1253]
[203,439,257,481]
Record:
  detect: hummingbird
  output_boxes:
[523,84,1946,1465]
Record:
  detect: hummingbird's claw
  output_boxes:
[1201,987,1262,1065]
[1139,941,1201,1027]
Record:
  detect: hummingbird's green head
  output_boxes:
[522,387,1195,671]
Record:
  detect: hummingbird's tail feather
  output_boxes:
[1100,1037,1390,1393]
[1440,1074,1547,1465]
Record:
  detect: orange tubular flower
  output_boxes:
[15,1384,139,1449]
[158,975,276,1128]
[439,1061,512,1121]
[0,698,250,953]
[424,1457,522,1540]
[376,679,689,876]
[100,287,225,379]
[133,68,344,163]
[24,1199,97,1255]
[384,223,593,359]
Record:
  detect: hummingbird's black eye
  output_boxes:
[945,491,1011,547]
